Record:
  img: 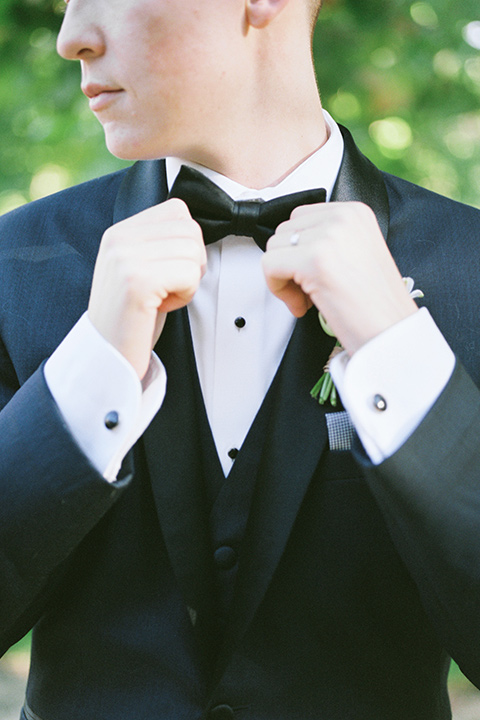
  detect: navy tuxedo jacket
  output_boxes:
[1,128,480,720]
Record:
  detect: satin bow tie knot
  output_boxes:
[231,198,263,241]
[168,165,327,251]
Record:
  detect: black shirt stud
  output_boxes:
[104,411,120,429]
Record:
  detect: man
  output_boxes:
[1,0,480,718]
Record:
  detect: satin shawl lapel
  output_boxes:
[332,125,390,240]
[213,125,392,679]
[113,160,215,645]
[143,309,216,649]
[113,158,168,223]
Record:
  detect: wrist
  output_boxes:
[343,301,419,356]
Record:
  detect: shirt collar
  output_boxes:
[165,110,343,203]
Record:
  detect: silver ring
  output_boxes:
[290,232,300,247]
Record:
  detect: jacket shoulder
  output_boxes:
[0,168,130,256]
[383,171,480,234]
[382,171,480,381]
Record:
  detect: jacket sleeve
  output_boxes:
[0,364,130,655]
[358,360,480,688]
[0,171,136,654]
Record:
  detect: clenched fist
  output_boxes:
[262,201,417,356]
[88,198,206,379]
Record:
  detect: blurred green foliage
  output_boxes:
[1,0,480,215]
[317,0,480,207]
[0,0,129,215]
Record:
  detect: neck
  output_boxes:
[176,42,327,188]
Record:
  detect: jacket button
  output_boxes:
[209,705,235,720]
[214,546,237,570]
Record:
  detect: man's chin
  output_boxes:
[104,129,166,162]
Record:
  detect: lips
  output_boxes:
[81,83,124,112]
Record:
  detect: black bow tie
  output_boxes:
[168,165,326,251]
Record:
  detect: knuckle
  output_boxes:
[191,218,204,240]
[165,197,189,217]
[350,201,375,222]
[274,219,293,237]
[101,226,117,249]
[290,204,316,220]
[122,270,144,300]
[188,259,203,285]
[309,250,324,276]
[102,226,128,256]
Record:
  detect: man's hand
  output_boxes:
[88,199,206,379]
[262,202,417,356]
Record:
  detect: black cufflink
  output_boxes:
[373,394,387,412]
[104,411,119,429]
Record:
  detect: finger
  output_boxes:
[274,202,331,237]
[275,201,378,240]
[102,226,207,268]
[268,279,312,317]
[271,218,324,247]
[114,255,203,312]
[266,231,302,251]
[262,249,313,316]
[117,217,202,241]
[266,224,324,252]
[289,201,332,220]
[122,197,192,226]
[262,271,312,317]
[154,259,205,311]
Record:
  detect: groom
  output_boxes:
[1,0,480,718]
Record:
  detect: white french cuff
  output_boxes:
[329,308,455,465]
[44,312,166,482]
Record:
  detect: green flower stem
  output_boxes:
[320,373,333,404]
[310,341,341,407]
[330,383,337,407]
[310,370,338,407]
[310,376,324,399]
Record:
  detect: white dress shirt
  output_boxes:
[44,110,455,479]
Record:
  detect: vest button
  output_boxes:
[209,705,235,720]
[214,545,237,570]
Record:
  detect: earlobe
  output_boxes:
[246,0,291,29]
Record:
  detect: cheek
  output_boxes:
[113,5,233,120]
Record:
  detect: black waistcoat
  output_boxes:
[194,345,275,652]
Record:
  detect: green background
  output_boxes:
[1,0,480,215]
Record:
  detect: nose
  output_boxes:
[57,3,105,60]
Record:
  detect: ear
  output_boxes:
[246,0,292,29]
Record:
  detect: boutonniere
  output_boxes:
[310,277,424,407]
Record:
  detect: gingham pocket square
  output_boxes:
[325,411,355,451]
